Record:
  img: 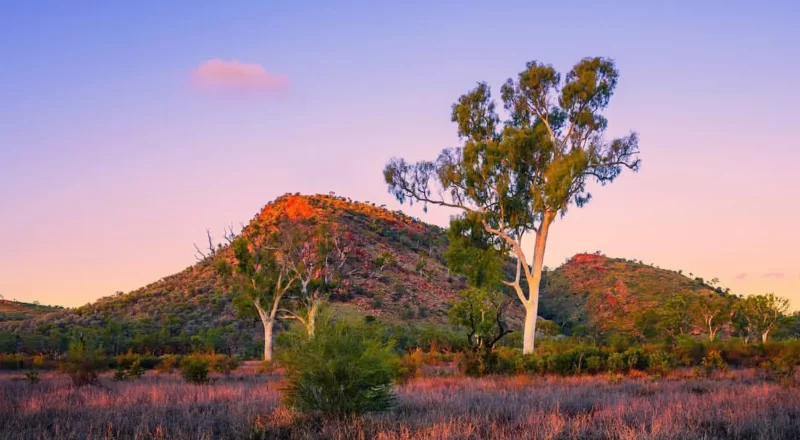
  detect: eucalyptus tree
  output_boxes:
[279,222,353,338]
[217,222,298,362]
[384,57,640,353]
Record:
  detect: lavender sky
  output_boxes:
[1,1,798,309]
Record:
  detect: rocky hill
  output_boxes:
[1,195,736,355]
[1,194,466,355]
[540,253,730,336]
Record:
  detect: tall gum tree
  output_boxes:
[384,57,641,353]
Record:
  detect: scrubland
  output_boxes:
[2,365,798,440]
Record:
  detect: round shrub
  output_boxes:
[280,322,399,415]
[59,342,108,387]
[181,355,210,384]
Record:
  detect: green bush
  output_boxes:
[607,353,625,374]
[156,354,180,374]
[210,354,240,375]
[397,348,423,383]
[701,349,728,375]
[623,348,648,371]
[181,355,210,384]
[113,358,144,381]
[647,352,672,376]
[585,355,604,374]
[59,342,108,387]
[280,322,398,415]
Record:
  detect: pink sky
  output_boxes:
[1,2,798,310]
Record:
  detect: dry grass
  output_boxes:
[1,368,799,440]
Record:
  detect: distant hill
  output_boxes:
[2,194,736,355]
[540,253,730,336]
[1,194,468,355]
[0,300,63,323]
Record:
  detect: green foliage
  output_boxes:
[59,341,108,387]
[647,352,673,376]
[448,288,512,351]
[279,322,398,415]
[155,354,179,374]
[113,358,144,381]
[210,354,240,375]
[397,348,424,384]
[701,349,728,375]
[181,355,210,384]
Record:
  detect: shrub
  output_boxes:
[701,349,728,375]
[647,352,673,377]
[181,355,210,384]
[585,355,604,374]
[547,352,576,375]
[24,370,40,385]
[59,342,107,387]
[397,348,423,384]
[521,354,545,375]
[760,358,796,386]
[156,354,180,374]
[113,358,144,381]
[280,322,398,415]
[210,354,240,375]
[607,353,625,374]
[623,348,648,371]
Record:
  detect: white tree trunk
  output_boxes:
[521,213,552,355]
[262,317,274,362]
[761,329,770,344]
[523,302,538,353]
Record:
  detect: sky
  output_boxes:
[1,1,798,310]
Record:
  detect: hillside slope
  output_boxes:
[2,194,466,355]
[540,253,729,336]
[3,195,736,355]
[0,300,63,323]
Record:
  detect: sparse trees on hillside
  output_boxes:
[733,293,790,344]
[385,57,640,353]
[694,293,732,341]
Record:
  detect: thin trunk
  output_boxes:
[522,212,553,354]
[263,318,273,362]
[307,300,318,337]
[761,330,770,344]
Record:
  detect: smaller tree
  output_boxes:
[694,293,732,341]
[280,223,353,338]
[450,288,513,351]
[219,222,299,362]
[659,294,695,340]
[735,293,790,344]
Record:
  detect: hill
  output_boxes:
[1,194,467,356]
[539,253,730,337]
[0,300,63,323]
[1,194,737,355]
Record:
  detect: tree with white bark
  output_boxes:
[733,293,790,344]
[279,222,353,338]
[384,57,641,353]
[217,223,299,362]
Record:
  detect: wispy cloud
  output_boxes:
[191,59,289,96]
[762,272,786,279]
[735,273,748,280]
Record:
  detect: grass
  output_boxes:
[1,364,799,439]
